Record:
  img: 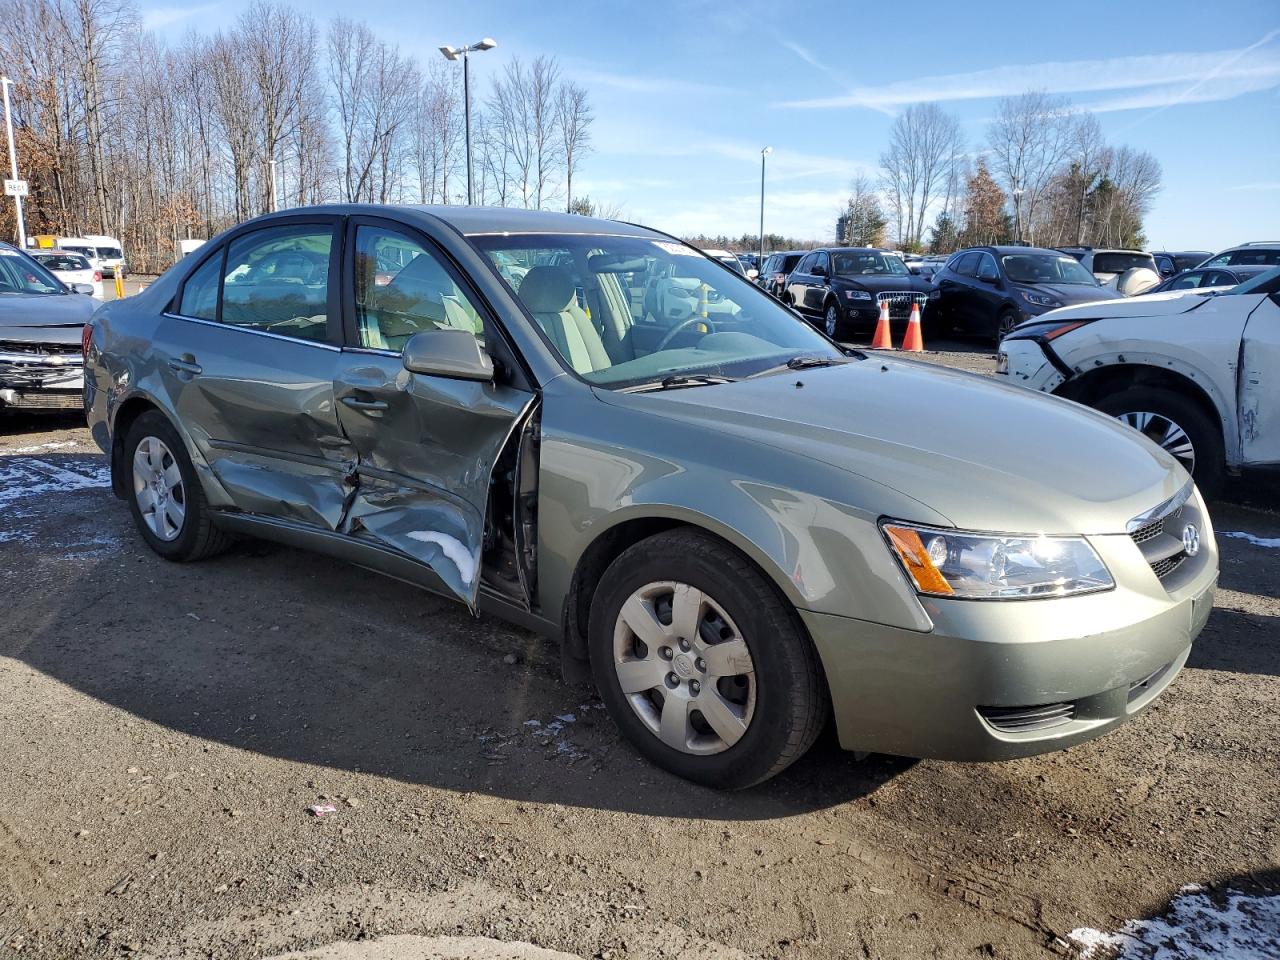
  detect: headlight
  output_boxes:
[844,289,873,300]
[1018,289,1062,308]
[880,522,1113,599]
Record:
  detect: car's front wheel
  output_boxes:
[823,301,843,341]
[124,411,232,561]
[588,529,828,789]
[1095,387,1224,499]
[995,308,1019,345]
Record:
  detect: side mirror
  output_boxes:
[812,265,827,278]
[978,272,1000,285]
[72,282,96,296]
[402,328,494,382]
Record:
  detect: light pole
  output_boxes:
[758,146,772,275]
[1012,183,1024,244]
[440,38,497,206]
[1,76,26,248]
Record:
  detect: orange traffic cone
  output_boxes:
[901,301,925,352]
[870,299,894,349]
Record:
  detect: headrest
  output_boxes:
[519,265,576,313]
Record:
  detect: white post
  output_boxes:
[1,76,26,248]
[268,158,278,212]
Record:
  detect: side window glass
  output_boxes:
[977,253,999,280]
[354,225,486,351]
[795,254,812,274]
[1170,272,1201,290]
[815,252,830,274]
[955,252,979,277]
[1207,254,1231,267]
[178,251,220,320]
[221,225,332,342]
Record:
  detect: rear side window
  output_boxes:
[179,252,221,320]
[952,252,980,277]
[1093,253,1155,274]
[1227,249,1280,267]
[221,224,333,342]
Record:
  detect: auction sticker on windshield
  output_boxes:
[653,241,700,257]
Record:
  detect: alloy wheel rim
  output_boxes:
[132,436,186,542]
[1116,411,1195,474]
[612,581,756,756]
[825,305,838,336]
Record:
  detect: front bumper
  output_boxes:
[802,504,1218,761]
[995,337,1065,392]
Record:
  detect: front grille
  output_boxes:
[1150,553,1186,579]
[1,390,83,409]
[1130,518,1165,545]
[0,340,84,390]
[978,702,1076,733]
[875,291,929,321]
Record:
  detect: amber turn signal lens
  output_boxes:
[883,524,955,595]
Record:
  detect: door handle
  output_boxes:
[167,357,202,375]
[341,396,389,412]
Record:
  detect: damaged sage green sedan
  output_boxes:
[85,206,1218,789]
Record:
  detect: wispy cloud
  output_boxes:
[1225,181,1280,192]
[774,38,895,116]
[778,32,1280,111]
[632,188,850,241]
[569,68,731,97]
[142,3,220,30]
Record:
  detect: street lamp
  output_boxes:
[440,37,497,206]
[1,76,26,248]
[758,146,772,276]
[1012,184,1024,244]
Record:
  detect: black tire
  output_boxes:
[995,308,1019,345]
[823,300,844,341]
[1095,387,1225,499]
[123,411,233,561]
[588,529,829,789]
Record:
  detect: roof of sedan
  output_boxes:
[252,204,660,238]
[979,245,1072,256]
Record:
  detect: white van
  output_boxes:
[56,235,126,278]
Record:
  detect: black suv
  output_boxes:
[758,250,804,298]
[932,246,1121,344]
[782,247,933,340]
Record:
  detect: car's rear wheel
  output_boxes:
[823,300,843,341]
[124,411,232,561]
[1095,387,1224,499]
[588,529,828,789]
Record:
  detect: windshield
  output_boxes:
[832,251,908,277]
[33,254,91,272]
[473,233,844,388]
[96,246,123,259]
[1001,253,1098,285]
[0,248,66,295]
[1226,265,1280,296]
[1093,252,1155,275]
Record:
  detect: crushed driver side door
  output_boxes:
[331,217,536,609]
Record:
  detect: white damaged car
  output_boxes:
[997,267,1280,497]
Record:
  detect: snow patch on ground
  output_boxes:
[1068,887,1280,959]
[1221,530,1280,550]
[0,456,110,511]
[522,711,585,760]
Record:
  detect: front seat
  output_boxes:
[518,266,611,374]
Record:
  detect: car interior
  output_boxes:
[475,235,836,387]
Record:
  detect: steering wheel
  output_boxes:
[656,316,717,351]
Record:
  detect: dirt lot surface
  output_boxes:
[1,341,1277,959]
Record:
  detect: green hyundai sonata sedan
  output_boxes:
[84,206,1218,789]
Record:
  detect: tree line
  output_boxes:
[0,0,595,271]
[844,92,1163,254]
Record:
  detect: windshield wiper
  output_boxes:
[747,356,848,378]
[622,373,738,393]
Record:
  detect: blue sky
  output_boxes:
[143,0,1280,249]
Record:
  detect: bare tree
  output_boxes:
[556,80,592,213]
[986,91,1075,244]
[879,103,963,248]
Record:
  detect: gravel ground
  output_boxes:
[1,344,1277,959]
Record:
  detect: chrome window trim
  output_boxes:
[1126,480,1194,533]
[162,313,341,352]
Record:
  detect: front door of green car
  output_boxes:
[330,217,536,608]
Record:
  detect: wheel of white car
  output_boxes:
[588,529,828,789]
[1096,387,1224,499]
[123,411,233,561]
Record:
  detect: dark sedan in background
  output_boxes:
[1148,264,1271,294]
[783,247,934,340]
[1151,250,1212,279]
[931,246,1121,344]
[757,250,803,298]
[0,241,99,413]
